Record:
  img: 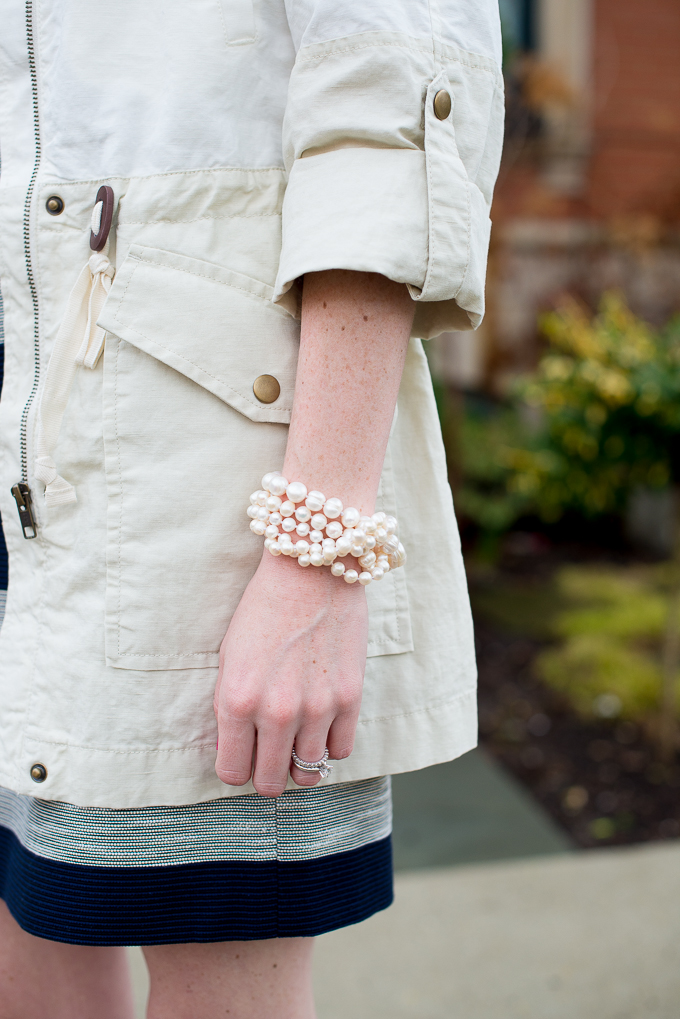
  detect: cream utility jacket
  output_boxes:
[0,0,504,808]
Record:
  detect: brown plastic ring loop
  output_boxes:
[90,185,115,252]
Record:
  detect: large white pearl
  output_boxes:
[266,495,282,511]
[372,511,386,526]
[249,491,261,506]
[323,552,337,564]
[382,534,399,555]
[335,537,352,556]
[309,529,324,543]
[322,537,336,549]
[246,505,258,519]
[358,551,376,569]
[264,538,272,550]
[261,473,275,491]
[363,517,377,535]
[269,542,282,556]
[256,491,268,507]
[286,481,308,504]
[378,558,391,573]
[343,569,359,584]
[269,512,282,526]
[350,544,365,557]
[279,535,294,552]
[352,529,366,545]
[341,507,360,528]
[371,567,385,581]
[326,520,343,539]
[298,553,311,567]
[295,540,310,555]
[281,517,297,532]
[331,561,346,577]
[364,535,376,550]
[256,506,269,521]
[358,572,372,586]
[310,513,327,531]
[375,527,388,543]
[268,475,289,497]
[295,505,312,523]
[305,491,326,513]
[280,501,295,517]
[296,522,310,537]
[250,519,266,535]
[309,542,322,554]
[324,497,343,519]
[384,515,398,535]
[310,551,324,566]
[265,524,279,540]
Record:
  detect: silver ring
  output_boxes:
[291,745,333,779]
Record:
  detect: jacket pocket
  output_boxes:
[98,244,412,671]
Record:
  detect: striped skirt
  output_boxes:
[0,295,393,946]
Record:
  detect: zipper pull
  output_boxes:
[11,483,38,539]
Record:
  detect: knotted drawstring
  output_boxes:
[34,200,115,506]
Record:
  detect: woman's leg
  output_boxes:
[143,937,316,1019]
[0,899,136,1019]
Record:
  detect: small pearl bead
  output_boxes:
[286,481,308,504]
[295,506,312,523]
[289,546,300,558]
[268,475,289,497]
[269,512,282,526]
[310,551,324,566]
[249,491,261,506]
[280,501,295,517]
[372,511,386,526]
[266,495,282,511]
[322,538,336,549]
[309,529,324,543]
[365,535,376,550]
[384,515,398,534]
[335,537,352,556]
[250,519,266,535]
[261,473,276,491]
[256,506,269,521]
[358,572,372,586]
[256,491,268,507]
[264,538,272,550]
[343,528,355,543]
[350,544,364,557]
[326,520,343,539]
[353,529,366,545]
[295,540,310,555]
[269,542,282,556]
[265,525,279,540]
[298,553,311,567]
[375,528,388,544]
[247,505,258,519]
[323,552,337,564]
[363,518,377,535]
[311,513,327,531]
[343,569,359,584]
[331,562,346,577]
[279,536,293,551]
[324,497,343,519]
[282,517,297,532]
[358,551,376,568]
[379,559,391,573]
[305,491,326,513]
[341,507,360,528]
[371,567,385,581]
[296,522,310,536]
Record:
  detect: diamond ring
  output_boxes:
[291,746,333,779]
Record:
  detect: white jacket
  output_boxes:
[0,0,504,807]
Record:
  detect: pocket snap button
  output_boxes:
[30,763,47,783]
[46,195,64,215]
[253,375,281,404]
[433,89,452,121]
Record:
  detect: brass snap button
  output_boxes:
[30,763,47,783]
[46,195,64,215]
[253,375,281,404]
[433,89,452,121]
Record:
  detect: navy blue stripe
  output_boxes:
[0,826,393,945]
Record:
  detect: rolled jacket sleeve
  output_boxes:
[274,0,505,337]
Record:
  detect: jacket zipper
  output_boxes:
[12,0,41,538]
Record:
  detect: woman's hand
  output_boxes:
[214,550,368,796]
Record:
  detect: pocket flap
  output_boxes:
[98,244,299,423]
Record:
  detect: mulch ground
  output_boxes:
[471,539,680,849]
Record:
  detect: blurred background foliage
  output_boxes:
[456,294,680,536]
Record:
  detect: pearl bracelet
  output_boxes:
[247,472,406,586]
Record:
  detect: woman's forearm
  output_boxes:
[282,269,414,512]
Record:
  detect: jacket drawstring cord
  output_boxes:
[34,201,115,506]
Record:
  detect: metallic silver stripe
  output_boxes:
[0,777,391,867]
